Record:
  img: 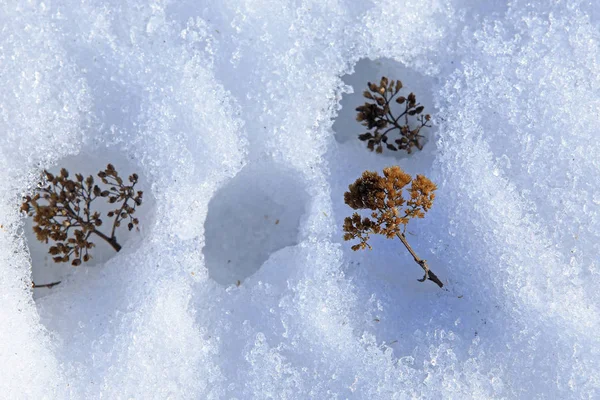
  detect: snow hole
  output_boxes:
[27,150,154,300]
[203,162,308,286]
[333,57,438,167]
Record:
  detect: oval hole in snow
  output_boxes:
[26,150,154,299]
[333,58,437,165]
[203,162,308,286]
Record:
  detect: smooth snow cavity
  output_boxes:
[204,162,308,285]
[2,0,600,398]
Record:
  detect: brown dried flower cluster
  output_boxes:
[21,164,143,270]
[356,76,431,154]
[343,166,442,288]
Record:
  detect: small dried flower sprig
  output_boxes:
[356,77,431,154]
[21,164,143,271]
[343,166,443,288]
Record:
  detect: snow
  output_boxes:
[1,0,599,398]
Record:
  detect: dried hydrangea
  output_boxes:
[343,166,442,287]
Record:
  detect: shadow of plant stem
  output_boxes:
[22,164,143,288]
[343,166,443,288]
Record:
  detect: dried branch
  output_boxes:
[356,77,432,154]
[343,166,443,288]
[21,164,143,270]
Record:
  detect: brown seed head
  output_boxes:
[343,167,436,251]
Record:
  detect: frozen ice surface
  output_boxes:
[1,0,600,398]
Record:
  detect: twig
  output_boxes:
[396,233,443,288]
[32,281,61,289]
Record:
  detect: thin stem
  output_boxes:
[93,229,122,252]
[32,281,61,289]
[379,126,397,142]
[110,182,137,239]
[110,199,129,239]
[383,91,397,123]
[395,232,443,288]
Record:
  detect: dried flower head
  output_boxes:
[356,77,432,154]
[21,164,143,267]
[343,166,443,287]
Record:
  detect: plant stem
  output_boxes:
[395,233,443,288]
[110,199,129,239]
[32,281,61,289]
[92,229,122,252]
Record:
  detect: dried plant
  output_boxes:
[343,166,443,288]
[21,164,143,271]
[356,76,431,154]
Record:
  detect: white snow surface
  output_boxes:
[1,0,600,398]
